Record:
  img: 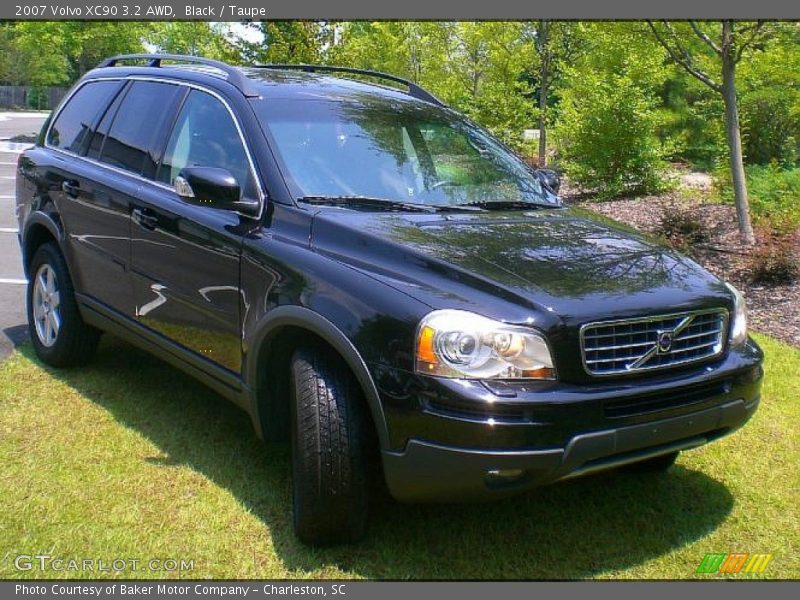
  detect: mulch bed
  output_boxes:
[563,186,800,348]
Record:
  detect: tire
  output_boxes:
[621,451,679,474]
[26,243,100,367]
[290,345,369,545]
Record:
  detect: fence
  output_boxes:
[0,86,68,110]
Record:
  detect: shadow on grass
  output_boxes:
[21,337,735,579]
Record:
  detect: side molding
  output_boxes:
[245,306,390,450]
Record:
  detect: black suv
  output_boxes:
[16,55,763,545]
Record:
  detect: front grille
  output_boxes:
[581,310,728,376]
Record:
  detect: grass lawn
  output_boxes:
[0,333,797,580]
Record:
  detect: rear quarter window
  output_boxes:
[46,80,122,153]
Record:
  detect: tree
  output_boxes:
[522,21,586,166]
[535,20,551,166]
[240,21,332,64]
[648,20,773,245]
[556,22,670,196]
[146,23,240,63]
[10,22,150,85]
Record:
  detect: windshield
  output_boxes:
[252,97,556,207]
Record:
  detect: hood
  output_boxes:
[309,206,733,325]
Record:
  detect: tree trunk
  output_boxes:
[537,20,550,167]
[721,21,755,245]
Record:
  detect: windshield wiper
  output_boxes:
[299,195,486,213]
[462,200,559,210]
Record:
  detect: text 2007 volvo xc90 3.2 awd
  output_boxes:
[16,55,763,545]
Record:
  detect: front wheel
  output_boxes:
[290,346,370,546]
[27,243,99,367]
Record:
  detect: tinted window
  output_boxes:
[85,82,129,161]
[158,90,256,198]
[47,80,121,152]
[99,81,182,176]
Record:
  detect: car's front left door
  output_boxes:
[130,87,262,374]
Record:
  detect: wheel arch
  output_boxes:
[21,213,64,276]
[245,305,390,450]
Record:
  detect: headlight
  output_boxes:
[726,282,748,347]
[415,310,555,379]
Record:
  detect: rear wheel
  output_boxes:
[27,243,99,367]
[290,345,369,545]
[621,451,679,474]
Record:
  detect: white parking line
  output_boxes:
[0,278,26,285]
[0,162,17,166]
[0,227,19,233]
[0,142,32,152]
[0,195,14,199]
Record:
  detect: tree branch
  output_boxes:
[689,21,722,56]
[735,20,765,62]
[647,20,722,93]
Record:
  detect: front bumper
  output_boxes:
[377,339,763,502]
[383,396,758,502]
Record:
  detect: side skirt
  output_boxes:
[77,294,251,411]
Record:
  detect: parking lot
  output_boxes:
[0,111,49,359]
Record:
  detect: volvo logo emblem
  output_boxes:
[657,330,674,353]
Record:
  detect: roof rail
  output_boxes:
[96,54,261,96]
[253,64,446,106]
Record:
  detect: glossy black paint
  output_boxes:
[16,63,763,502]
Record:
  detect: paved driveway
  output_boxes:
[0,111,49,359]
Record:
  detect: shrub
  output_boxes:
[557,72,669,198]
[715,164,800,231]
[658,204,708,250]
[741,88,800,167]
[749,227,800,286]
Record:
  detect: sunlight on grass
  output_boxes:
[0,334,797,579]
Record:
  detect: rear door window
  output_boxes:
[47,80,122,153]
[85,81,130,161]
[98,81,183,177]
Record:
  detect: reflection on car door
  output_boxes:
[44,79,138,314]
[69,80,184,316]
[130,88,260,374]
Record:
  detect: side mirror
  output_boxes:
[175,167,259,215]
[536,168,561,194]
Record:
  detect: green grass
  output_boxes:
[0,334,797,580]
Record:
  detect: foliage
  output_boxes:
[556,24,671,196]
[146,23,240,63]
[9,22,151,85]
[240,21,333,64]
[737,25,800,167]
[718,165,800,231]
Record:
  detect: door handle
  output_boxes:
[61,179,80,198]
[132,207,158,230]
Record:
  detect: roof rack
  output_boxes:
[96,55,447,106]
[253,64,446,106]
[96,54,261,96]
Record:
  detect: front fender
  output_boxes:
[243,305,390,449]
